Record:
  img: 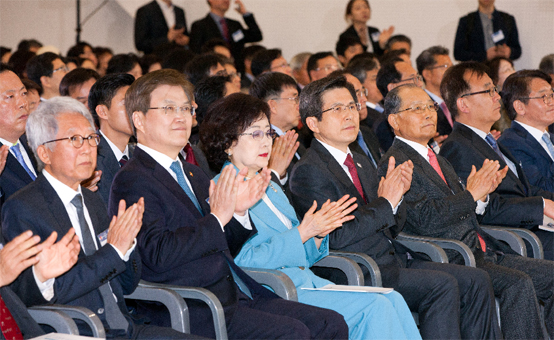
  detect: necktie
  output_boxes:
[357,131,377,168]
[70,194,129,330]
[0,294,23,340]
[170,161,203,215]
[10,143,36,181]
[374,105,384,113]
[542,132,554,160]
[182,144,199,166]
[344,154,367,203]
[439,101,454,127]
[485,133,504,160]
[119,155,128,167]
[220,18,230,42]
[427,148,448,184]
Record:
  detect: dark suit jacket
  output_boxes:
[189,13,262,71]
[1,175,141,333]
[499,121,554,193]
[380,139,514,264]
[361,105,383,130]
[0,135,37,208]
[96,135,134,206]
[134,0,188,54]
[453,9,521,62]
[289,139,415,286]
[108,147,276,326]
[349,125,381,168]
[0,286,44,339]
[374,117,395,153]
[440,122,549,228]
[339,25,384,56]
[436,105,453,136]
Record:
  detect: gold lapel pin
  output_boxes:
[189,172,193,177]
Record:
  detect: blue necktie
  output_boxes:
[10,143,36,180]
[357,131,377,168]
[542,132,554,160]
[374,105,384,113]
[170,161,203,215]
[485,133,504,160]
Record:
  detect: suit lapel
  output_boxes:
[0,141,35,184]
[97,136,120,179]
[182,159,210,215]
[20,135,38,172]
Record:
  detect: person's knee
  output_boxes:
[310,309,348,339]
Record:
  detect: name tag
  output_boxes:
[491,30,505,43]
[98,229,109,247]
[232,29,245,42]
[371,32,381,42]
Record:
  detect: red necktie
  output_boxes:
[119,155,128,167]
[344,154,367,203]
[439,101,453,127]
[428,148,487,252]
[0,294,23,340]
[220,18,230,42]
[183,144,198,166]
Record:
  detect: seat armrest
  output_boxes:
[395,238,449,263]
[29,305,105,338]
[398,232,476,267]
[480,226,526,257]
[329,251,382,287]
[242,267,298,301]
[138,280,228,340]
[28,308,79,335]
[313,255,364,286]
[125,285,189,333]
[483,226,544,259]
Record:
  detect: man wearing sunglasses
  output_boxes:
[440,62,554,262]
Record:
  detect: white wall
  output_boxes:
[1,0,553,70]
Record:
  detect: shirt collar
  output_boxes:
[460,122,489,140]
[42,169,82,206]
[425,89,444,105]
[156,0,173,10]
[0,137,21,147]
[99,130,128,161]
[210,12,223,21]
[271,125,285,136]
[137,143,179,172]
[395,136,430,161]
[315,138,352,166]
[513,120,547,143]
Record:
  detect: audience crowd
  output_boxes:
[1,0,553,339]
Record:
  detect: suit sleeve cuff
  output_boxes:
[475,194,489,215]
[33,265,55,301]
[110,239,137,262]
[385,196,403,214]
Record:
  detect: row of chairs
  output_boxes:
[29,226,543,339]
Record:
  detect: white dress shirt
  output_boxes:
[0,137,37,178]
[99,130,129,162]
[155,0,175,29]
[513,121,554,161]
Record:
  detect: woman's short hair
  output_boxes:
[200,93,271,172]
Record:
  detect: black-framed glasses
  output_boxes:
[239,129,277,141]
[149,105,196,116]
[228,71,241,79]
[321,103,362,115]
[42,133,100,148]
[427,64,450,70]
[519,91,554,105]
[395,102,439,115]
[460,86,498,98]
[273,95,299,104]
[395,74,423,86]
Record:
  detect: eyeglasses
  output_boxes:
[519,91,554,105]
[356,87,368,99]
[239,129,277,140]
[395,102,439,115]
[396,74,424,86]
[273,95,299,104]
[51,65,69,75]
[149,105,196,116]
[42,133,100,148]
[315,64,341,72]
[270,63,291,71]
[228,71,241,79]
[321,102,362,115]
[427,64,450,70]
[460,86,498,98]
[215,70,228,77]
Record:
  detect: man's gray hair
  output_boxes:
[290,52,312,71]
[26,96,95,170]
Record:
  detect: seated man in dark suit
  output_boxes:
[381,83,554,339]
[88,73,136,205]
[439,62,554,260]
[2,97,204,339]
[498,70,554,192]
[346,54,383,130]
[250,48,292,77]
[189,0,262,73]
[0,222,80,338]
[289,75,500,340]
[109,69,348,339]
[134,0,189,55]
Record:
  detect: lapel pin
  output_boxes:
[189,171,193,177]
[357,163,362,168]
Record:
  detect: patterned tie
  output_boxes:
[427,148,448,184]
[439,101,454,127]
[220,17,230,42]
[10,143,36,181]
[0,293,23,340]
[542,132,554,160]
[70,194,129,330]
[170,161,203,215]
[182,144,199,166]
[344,154,367,203]
[485,133,504,160]
[357,131,377,168]
[119,155,128,167]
